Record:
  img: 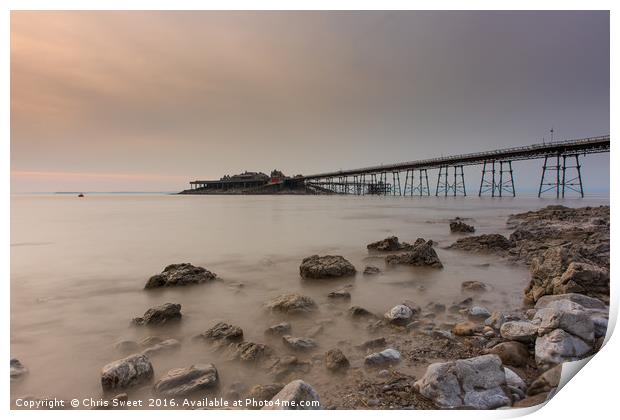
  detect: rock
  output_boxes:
[138,336,166,347]
[145,263,217,288]
[527,364,562,396]
[231,342,271,363]
[265,322,292,337]
[101,354,154,391]
[512,392,551,408]
[114,340,140,353]
[500,321,538,342]
[143,339,181,357]
[268,356,311,381]
[356,337,387,350]
[324,349,349,371]
[327,289,351,300]
[401,300,422,315]
[450,221,475,233]
[199,322,244,344]
[247,383,285,403]
[154,364,219,396]
[504,367,526,391]
[468,306,491,321]
[591,316,608,338]
[509,204,609,249]
[299,255,356,279]
[526,247,573,302]
[525,249,610,304]
[414,354,510,409]
[367,236,413,251]
[453,321,480,336]
[282,335,318,352]
[431,330,454,340]
[364,348,401,366]
[554,262,609,301]
[10,358,28,378]
[484,311,505,330]
[384,305,414,325]
[266,294,317,314]
[461,280,487,292]
[448,234,512,253]
[385,238,443,268]
[504,367,527,401]
[348,306,376,319]
[485,341,531,367]
[363,265,381,275]
[448,297,473,313]
[263,379,321,410]
[535,329,592,367]
[132,303,182,326]
[533,305,595,342]
[535,293,607,310]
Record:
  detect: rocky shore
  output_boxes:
[11,205,610,410]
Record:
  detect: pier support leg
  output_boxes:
[539,154,583,198]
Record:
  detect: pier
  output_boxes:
[300,135,610,198]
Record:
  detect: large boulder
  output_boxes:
[101,354,154,391]
[266,294,317,314]
[299,255,356,279]
[198,322,244,344]
[534,293,607,310]
[525,248,610,304]
[145,263,217,288]
[553,262,609,301]
[154,364,219,396]
[367,236,413,252]
[535,329,592,367]
[533,305,595,343]
[263,379,321,410]
[385,238,443,268]
[414,354,510,409]
[132,303,182,326]
[507,205,609,270]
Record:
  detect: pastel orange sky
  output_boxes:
[11,11,609,192]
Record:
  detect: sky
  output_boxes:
[10,11,610,193]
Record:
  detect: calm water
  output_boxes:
[10,194,609,405]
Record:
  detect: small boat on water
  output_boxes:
[78,193,84,197]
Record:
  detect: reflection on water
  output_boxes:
[10,194,609,404]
